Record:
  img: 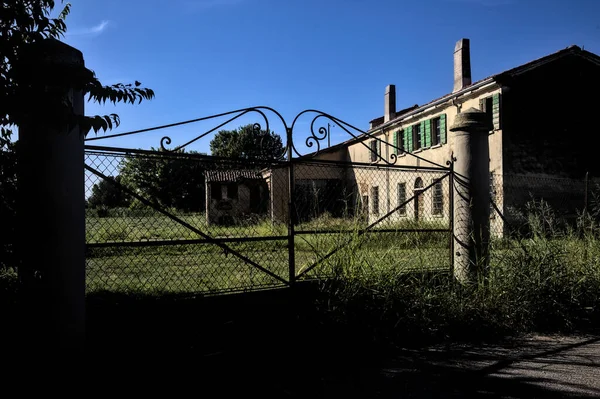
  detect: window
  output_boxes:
[393,130,405,154]
[481,96,494,129]
[371,186,379,215]
[211,182,222,200]
[399,130,405,153]
[397,183,407,216]
[413,123,422,150]
[369,140,380,162]
[431,117,441,146]
[480,94,501,130]
[432,181,443,216]
[414,178,423,190]
[227,183,238,200]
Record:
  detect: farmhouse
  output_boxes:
[214,40,600,228]
[290,39,600,228]
[205,169,268,225]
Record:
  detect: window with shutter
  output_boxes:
[406,126,413,152]
[480,94,501,131]
[481,96,493,128]
[440,114,447,144]
[393,131,398,155]
[492,93,501,130]
[431,117,441,146]
[377,140,382,160]
[424,119,431,148]
[400,130,406,153]
[413,123,422,150]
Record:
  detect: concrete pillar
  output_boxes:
[18,39,87,352]
[450,107,491,284]
[453,39,472,93]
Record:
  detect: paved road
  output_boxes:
[376,334,600,398]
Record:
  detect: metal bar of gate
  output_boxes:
[86,235,288,248]
[295,228,450,235]
[287,128,296,286]
[449,160,455,276]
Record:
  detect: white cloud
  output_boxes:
[67,20,111,37]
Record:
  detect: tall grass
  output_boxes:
[315,200,600,347]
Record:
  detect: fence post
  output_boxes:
[17,39,87,352]
[450,107,491,285]
[448,158,455,277]
[286,128,296,286]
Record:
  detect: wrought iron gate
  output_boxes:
[84,107,453,295]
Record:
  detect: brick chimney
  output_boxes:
[453,39,472,93]
[384,84,396,123]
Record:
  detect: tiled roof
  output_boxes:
[205,169,263,182]
[302,45,600,158]
[370,45,600,130]
[369,104,419,125]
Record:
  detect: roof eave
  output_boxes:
[368,78,497,132]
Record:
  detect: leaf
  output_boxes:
[103,115,112,130]
[111,113,121,128]
[58,3,72,21]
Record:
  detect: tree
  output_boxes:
[210,124,284,161]
[0,1,154,270]
[1,1,155,136]
[119,150,209,212]
[87,175,130,209]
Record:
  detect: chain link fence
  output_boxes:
[487,174,600,321]
[85,147,291,295]
[85,147,454,295]
[292,159,452,280]
[85,144,600,298]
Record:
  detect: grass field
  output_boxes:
[85,210,452,294]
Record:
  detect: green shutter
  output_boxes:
[406,126,413,152]
[492,93,501,130]
[401,130,407,153]
[440,114,447,144]
[424,119,432,148]
[393,131,398,155]
[419,121,425,148]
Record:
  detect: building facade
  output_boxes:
[302,39,600,229]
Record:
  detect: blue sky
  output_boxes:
[63,0,600,154]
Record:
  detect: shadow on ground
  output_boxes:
[80,285,600,398]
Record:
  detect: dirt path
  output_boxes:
[375,334,600,398]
